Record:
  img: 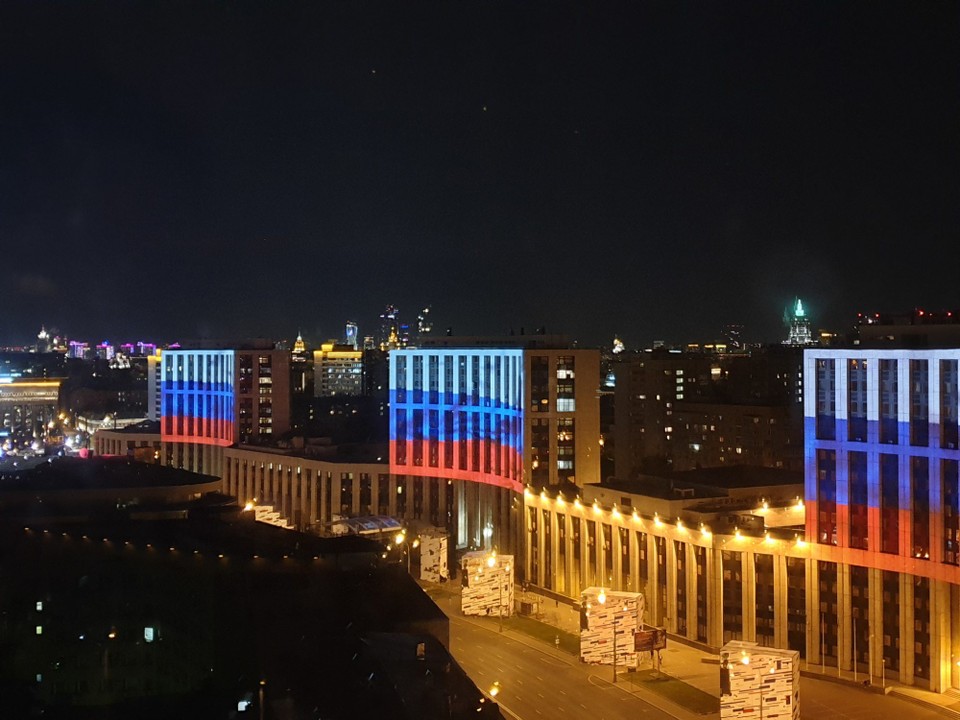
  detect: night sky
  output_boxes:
[1,1,957,348]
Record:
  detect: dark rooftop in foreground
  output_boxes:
[0,455,206,490]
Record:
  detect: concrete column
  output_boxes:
[742,550,756,642]
[351,474,361,516]
[579,519,589,591]
[900,572,914,685]
[562,511,574,596]
[331,475,342,518]
[930,579,952,692]
[536,506,546,587]
[952,583,960,690]
[387,475,397,517]
[319,471,328,525]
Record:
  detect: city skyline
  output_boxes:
[1,2,956,347]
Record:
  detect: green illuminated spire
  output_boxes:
[794,298,805,318]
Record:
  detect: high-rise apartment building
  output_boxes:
[314,343,363,397]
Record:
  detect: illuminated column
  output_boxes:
[331,475,341,518]
[648,534,661,626]
[595,521,606,588]
[278,464,288,519]
[318,471,328,524]
[562,511,574,596]
[930,579,952,692]
[951,584,960,690]
[579,517,589,592]
[742,550,756,642]
[536,503,546,587]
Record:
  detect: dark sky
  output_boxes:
[1,1,957,348]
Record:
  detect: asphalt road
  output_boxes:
[449,613,677,720]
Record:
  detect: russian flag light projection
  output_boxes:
[803,348,960,583]
[390,349,525,493]
[160,350,236,447]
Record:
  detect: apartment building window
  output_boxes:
[881,571,900,672]
[619,527,630,590]
[817,449,837,546]
[557,417,575,482]
[755,553,775,647]
[851,565,870,671]
[443,411,454,469]
[912,456,930,559]
[913,577,932,680]
[470,357,480,406]
[428,410,439,467]
[786,557,806,657]
[675,541,687,636]
[543,509,552,586]
[531,356,549,413]
[395,356,407,404]
[943,460,960,566]
[457,411,467,470]
[815,359,836,440]
[848,451,869,550]
[457,355,467,406]
[695,546,708,643]
[880,454,899,554]
[412,355,424,404]
[819,561,838,665]
[656,536,668,625]
[428,355,439,404]
[531,418,550,484]
[910,360,929,447]
[412,409,424,466]
[847,359,868,442]
[394,410,407,465]
[879,359,898,444]
[942,360,959,449]
[722,550,743,643]
[443,356,454,405]
[557,358,576,412]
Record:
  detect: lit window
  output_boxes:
[35,626,42,635]
[144,627,155,643]
[36,601,43,612]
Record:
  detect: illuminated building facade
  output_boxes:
[314,343,363,397]
[160,346,291,476]
[390,342,600,552]
[160,349,235,476]
[518,346,960,693]
[0,378,61,450]
[783,298,813,346]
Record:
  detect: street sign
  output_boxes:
[634,625,667,652]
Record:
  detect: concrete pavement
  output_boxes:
[423,578,960,720]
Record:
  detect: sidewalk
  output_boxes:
[426,579,960,720]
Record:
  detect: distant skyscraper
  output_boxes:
[345,321,359,350]
[36,326,51,354]
[379,305,399,347]
[417,306,433,340]
[783,298,813,346]
[292,332,309,363]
